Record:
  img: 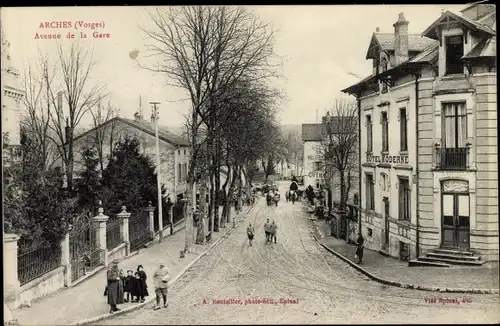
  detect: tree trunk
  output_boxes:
[209,171,214,232]
[237,165,243,212]
[220,164,230,229]
[184,182,194,253]
[195,176,207,244]
[214,154,221,232]
[339,169,346,211]
[226,165,239,223]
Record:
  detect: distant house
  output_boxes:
[73,113,190,202]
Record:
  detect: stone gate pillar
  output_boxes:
[145,202,156,240]
[61,230,71,287]
[94,204,109,267]
[4,234,21,309]
[118,206,131,256]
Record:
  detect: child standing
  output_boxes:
[137,265,149,302]
[123,270,134,302]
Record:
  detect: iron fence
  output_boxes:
[162,203,172,229]
[172,202,185,225]
[18,238,62,285]
[69,211,103,283]
[106,216,123,250]
[129,209,153,251]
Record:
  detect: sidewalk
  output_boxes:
[311,219,499,294]
[13,207,250,326]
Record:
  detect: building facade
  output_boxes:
[343,4,498,262]
[1,27,24,164]
[73,114,190,202]
[302,123,326,190]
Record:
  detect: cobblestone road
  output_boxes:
[98,184,500,325]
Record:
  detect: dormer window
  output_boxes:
[381,57,388,92]
[445,35,464,75]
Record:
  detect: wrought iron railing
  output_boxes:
[69,211,103,283]
[172,202,185,225]
[129,209,153,251]
[435,145,468,170]
[18,239,62,285]
[106,217,123,250]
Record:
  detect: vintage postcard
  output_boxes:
[2,3,498,325]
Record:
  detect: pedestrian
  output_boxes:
[270,220,278,244]
[264,218,271,243]
[356,232,365,264]
[123,270,134,303]
[107,259,124,313]
[246,222,255,246]
[136,265,149,302]
[285,191,289,202]
[153,263,171,310]
[266,192,272,206]
[131,271,142,302]
[274,191,280,206]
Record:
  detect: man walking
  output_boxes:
[246,222,255,246]
[270,220,278,244]
[264,218,272,243]
[153,263,171,310]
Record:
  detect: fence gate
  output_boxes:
[129,210,153,251]
[69,211,104,283]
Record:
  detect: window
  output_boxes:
[366,115,373,153]
[365,173,375,210]
[178,150,180,155]
[368,228,373,237]
[314,161,321,171]
[184,163,188,182]
[445,35,464,75]
[178,163,182,183]
[381,58,388,92]
[381,112,389,152]
[381,173,388,191]
[400,108,408,151]
[184,149,186,155]
[398,177,411,220]
[442,102,467,148]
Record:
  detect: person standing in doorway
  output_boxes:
[153,263,170,310]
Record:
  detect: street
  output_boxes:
[98,182,500,325]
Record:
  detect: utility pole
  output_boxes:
[150,101,164,241]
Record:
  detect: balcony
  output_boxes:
[435,145,469,170]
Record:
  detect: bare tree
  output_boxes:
[89,98,119,172]
[141,6,279,252]
[317,98,359,211]
[46,43,107,195]
[22,55,61,170]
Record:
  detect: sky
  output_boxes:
[2,4,465,129]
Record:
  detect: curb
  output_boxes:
[73,208,252,325]
[313,236,499,295]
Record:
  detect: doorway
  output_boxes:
[441,193,470,249]
[383,197,390,249]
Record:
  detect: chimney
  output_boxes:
[376,27,380,33]
[393,13,409,65]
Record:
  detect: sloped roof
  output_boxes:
[422,10,496,40]
[460,1,489,13]
[366,33,436,59]
[73,117,189,147]
[462,36,496,59]
[407,43,439,63]
[302,124,324,142]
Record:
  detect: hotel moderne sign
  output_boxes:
[366,154,409,165]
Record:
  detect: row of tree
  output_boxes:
[140,6,286,251]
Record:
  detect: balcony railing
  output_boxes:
[435,145,469,170]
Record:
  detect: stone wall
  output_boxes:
[19,266,65,305]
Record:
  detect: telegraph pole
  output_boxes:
[150,101,164,241]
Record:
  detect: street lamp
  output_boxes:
[150,101,164,241]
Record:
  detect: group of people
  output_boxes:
[245,219,278,246]
[105,260,171,313]
[266,191,280,206]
